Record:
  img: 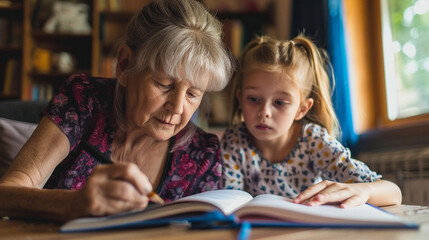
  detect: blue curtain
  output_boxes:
[327,0,357,149]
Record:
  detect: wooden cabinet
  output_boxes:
[0,0,24,100]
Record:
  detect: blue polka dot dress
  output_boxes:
[220,122,381,198]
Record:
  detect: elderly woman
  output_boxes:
[0,0,234,221]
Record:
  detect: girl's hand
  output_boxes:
[292,180,371,208]
[75,162,153,217]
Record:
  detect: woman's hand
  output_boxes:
[292,180,371,208]
[76,162,153,217]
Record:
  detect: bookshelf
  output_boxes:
[10,0,148,101]
[0,0,23,100]
[20,0,99,100]
[98,0,150,77]
[201,0,284,127]
[4,0,289,129]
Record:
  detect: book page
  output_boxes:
[173,189,254,215]
[235,194,407,225]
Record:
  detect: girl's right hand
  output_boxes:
[75,162,153,217]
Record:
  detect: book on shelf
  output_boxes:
[31,84,39,100]
[45,84,53,101]
[2,58,20,95]
[222,19,243,57]
[2,59,14,94]
[107,0,120,11]
[99,0,147,12]
[100,17,127,46]
[60,189,418,233]
[0,18,9,45]
[10,59,21,94]
[32,48,52,73]
[0,1,13,7]
[30,83,54,101]
[202,0,272,12]
[9,20,23,45]
[0,17,22,46]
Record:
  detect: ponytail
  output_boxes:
[292,35,339,137]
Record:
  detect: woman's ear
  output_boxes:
[295,98,314,120]
[116,44,133,86]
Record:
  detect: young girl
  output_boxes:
[221,35,402,208]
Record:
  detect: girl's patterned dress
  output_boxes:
[221,122,381,198]
[43,73,222,202]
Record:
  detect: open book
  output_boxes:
[61,189,418,232]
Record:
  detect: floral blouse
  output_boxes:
[221,122,381,198]
[43,73,222,202]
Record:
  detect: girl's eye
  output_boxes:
[247,96,260,103]
[274,100,287,106]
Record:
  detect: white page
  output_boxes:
[236,194,406,225]
[173,189,254,215]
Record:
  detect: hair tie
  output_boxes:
[289,40,295,46]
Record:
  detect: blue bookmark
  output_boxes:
[237,221,251,240]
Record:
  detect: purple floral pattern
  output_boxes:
[43,73,222,202]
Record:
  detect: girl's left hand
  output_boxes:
[292,180,371,208]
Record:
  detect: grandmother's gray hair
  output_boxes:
[114,0,235,149]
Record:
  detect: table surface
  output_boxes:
[1,205,429,240]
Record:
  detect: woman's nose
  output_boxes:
[166,90,185,114]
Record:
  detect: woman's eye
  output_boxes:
[156,81,172,90]
[187,91,199,98]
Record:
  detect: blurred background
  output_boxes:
[0,0,428,205]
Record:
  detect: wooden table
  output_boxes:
[1,205,429,240]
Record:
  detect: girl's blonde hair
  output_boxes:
[230,34,339,137]
[114,0,235,148]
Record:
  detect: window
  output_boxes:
[343,0,429,151]
[381,0,429,120]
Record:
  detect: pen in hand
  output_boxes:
[82,140,165,205]
[149,191,165,205]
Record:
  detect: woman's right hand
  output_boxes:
[76,162,153,217]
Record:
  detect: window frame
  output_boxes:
[344,0,429,152]
[379,0,429,124]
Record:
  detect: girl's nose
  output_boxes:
[258,103,271,119]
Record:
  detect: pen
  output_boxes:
[237,221,251,240]
[148,191,165,205]
[82,140,165,205]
